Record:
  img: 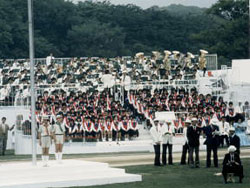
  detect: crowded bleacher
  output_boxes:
[1,50,250,145]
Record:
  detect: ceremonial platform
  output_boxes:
[0,159,142,188]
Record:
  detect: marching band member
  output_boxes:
[93,118,102,141]
[105,117,112,141]
[199,49,208,77]
[52,114,66,164]
[129,117,139,139]
[84,117,93,139]
[120,116,130,141]
[112,116,120,141]
[38,116,53,167]
[161,120,175,165]
[163,50,171,71]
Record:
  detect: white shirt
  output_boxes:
[38,124,53,136]
[161,123,175,144]
[53,122,66,135]
[101,74,114,88]
[218,121,230,136]
[46,55,54,66]
[150,125,162,145]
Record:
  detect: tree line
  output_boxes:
[0,0,248,67]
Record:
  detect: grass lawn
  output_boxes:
[71,159,250,188]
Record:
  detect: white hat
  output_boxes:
[152,51,159,55]
[228,145,236,153]
[56,114,62,118]
[200,49,208,54]
[172,51,180,54]
[185,119,191,124]
[229,127,235,132]
[211,118,218,125]
[135,52,144,57]
[154,119,159,122]
[187,52,195,59]
[164,50,171,55]
[191,118,198,121]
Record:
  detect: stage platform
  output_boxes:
[0,159,142,188]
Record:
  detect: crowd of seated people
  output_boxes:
[128,87,249,141]
[34,88,139,142]
[0,50,210,105]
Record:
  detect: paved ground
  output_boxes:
[79,147,250,167]
[1,147,250,167]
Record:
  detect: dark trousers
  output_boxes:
[189,146,199,167]
[219,135,229,147]
[153,144,161,166]
[162,143,173,165]
[222,164,244,182]
[0,136,7,155]
[206,145,218,167]
[181,142,189,164]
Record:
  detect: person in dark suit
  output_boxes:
[203,119,220,168]
[228,127,240,155]
[187,118,201,168]
[222,145,244,184]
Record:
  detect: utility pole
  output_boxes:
[28,0,37,165]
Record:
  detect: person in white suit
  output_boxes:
[150,120,162,166]
[161,120,175,165]
[218,116,230,147]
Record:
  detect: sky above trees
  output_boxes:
[72,0,218,8]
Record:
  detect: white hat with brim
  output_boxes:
[185,119,191,124]
[164,50,171,55]
[135,52,144,57]
[229,127,235,132]
[191,118,198,121]
[200,49,208,54]
[228,145,236,153]
[187,52,195,59]
[56,115,62,118]
[172,51,180,54]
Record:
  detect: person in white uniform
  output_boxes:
[52,114,66,163]
[38,116,53,167]
[161,120,175,165]
[219,116,230,147]
[150,120,162,166]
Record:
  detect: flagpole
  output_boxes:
[28,0,37,165]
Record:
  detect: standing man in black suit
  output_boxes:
[222,145,244,184]
[187,118,201,168]
[229,127,240,155]
[203,119,220,168]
